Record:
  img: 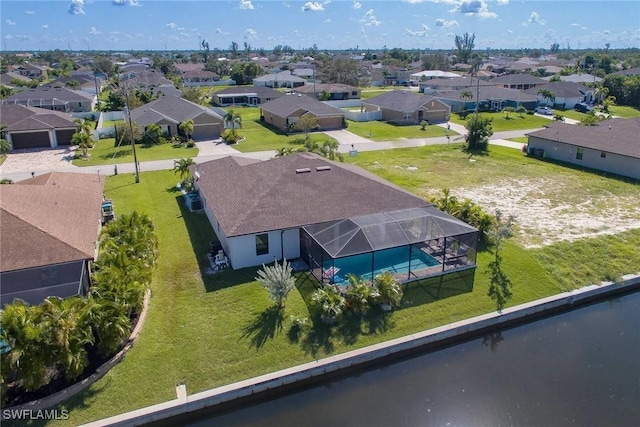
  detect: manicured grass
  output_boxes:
[508,137,528,144]
[607,105,640,118]
[449,112,552,132]
[41,145,640,425]
[101,120,123,128]
[72,138,198,167]
[223,106,338,153]
[552,109,587,121]
[346,120,451,141]
[360,89,391,99]
[0,154,6,166]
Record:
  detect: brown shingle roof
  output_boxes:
[0,172,105,272]
[526,118,640,159]
[0,104,77,132]
[260,94,345,118]
[195,153,430,237]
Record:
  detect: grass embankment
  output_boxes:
[346,120,451,141]
[450,111,552,131]
[39,145,640,426]
[71,138,198,167]
[607,105,640,118]
[223,107,338,153]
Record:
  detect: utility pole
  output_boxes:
[123,76,140,183]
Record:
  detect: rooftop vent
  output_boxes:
[295,168,311,174]
[315,166,331,172]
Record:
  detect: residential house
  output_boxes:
[46,75,101,95]
[436,86,538,112]
[253,70,307,88]
[8,63,48,81]
[129,96,224,140]
[1,86,96,112]
[524,81,594,108]
[490,74,547,90]
[410,70,462,82]
[0,172,104,307]
[0,72,32,90]
[612,67,640,77]
[259,94,345,132]
[212,86,284,106]
[0,104,78,149]
[370,65,414,86]
[420,77,494,95]
[362,91,451,124]
[193,153,478,284]
[294,83,361,101]
[122,69,174,89]
[525,118,640,180]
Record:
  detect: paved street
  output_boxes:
[0,122,541,182]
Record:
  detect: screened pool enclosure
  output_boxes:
[300,207,478,286]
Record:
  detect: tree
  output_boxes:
[311,286,346,324]
[255,259,296,308]
[201,39,210,63]
[181,86,201,104]
[223,110,242,138]
[460,90,473,110]
[179,119,194,141]
[372,271,403,309]
[502,106,515,120]
[229,62,264,85]
[580,112,600,126]
[115,121,140,146]
[0,85,14,99]
[72,118,93,158]
[229,41,239,58]
[65,79,80,89]
[537,88,556,106]
[601,95,616,113]
[594,86,609,106]
[0,124,9,153]
[454,32,476,64]
[516,105,527,118]
[173,157,195,179]
[550,43,560,53]
[294,115,318,139]
[464,115,493,152]
[487,210,516,312]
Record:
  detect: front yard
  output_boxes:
[449,111,553,132]
[71,138,198,167]
[39,144,640,426]
[346,120,451,141]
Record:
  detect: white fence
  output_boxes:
[343,110,382,122]
[323,99,362,108]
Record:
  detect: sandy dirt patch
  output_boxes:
[453,178,640,248]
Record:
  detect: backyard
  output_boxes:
[71,138,198,167]
[34,145,640,426]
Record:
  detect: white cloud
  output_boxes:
[216,28,223,34]
[497,0,509,5]
[25,10,35,15]
[452,1,497,19]
[528,11,545,25]
[112,0,140,6]
[282,2,291,8]
[324,18,332,23]
[180,32,191,38]
[15,35,34,41]
[435,18,458,28]
[507,29,513,33]
[5,20,16,26]
[89,26,102,35]
[404,28,428,37]
[239,0,254,10]
[353,1,362,9]
[68,0,85,15]
[361,9,382,26]
[166,22,177,29]
[244,28,258,40]
[301,2,324,12]
[42,24,49,29]
[571,23,581,27]
[4,35,12,40]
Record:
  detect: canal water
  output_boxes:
[186,292,640,427]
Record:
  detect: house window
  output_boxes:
[351,91,358,96]
[403,113,412,120]
[256,234,269,256]
[576,147,584,160]
[600,151,607,158]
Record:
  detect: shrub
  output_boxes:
[372,272,403,309]
[311,286,346,324]
[345,275,372,315]
[255,259,296,308]
[185,140,195,148]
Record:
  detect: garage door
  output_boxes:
[55,129,75,146]
[191,124,220,141]
[10,132,51,149]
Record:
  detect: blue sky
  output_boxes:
[1,1,639,52]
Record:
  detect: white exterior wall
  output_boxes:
[527,136,640,180]
[228,228,301,269]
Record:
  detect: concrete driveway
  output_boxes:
[323,130,374,146]
[0,146,76,174]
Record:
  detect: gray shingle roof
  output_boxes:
[195,153,430,237]
[260,94,345,117]
[490,74,547,85]
[130,96,223,125]
[526,118,640,159]
[524,81,591,98]
[437,86,538,102]
[0,173,104,272]
[363,91,435,112]
[0,104,77,132]
[1,86,94,104]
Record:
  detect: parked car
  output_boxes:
[535,106,554,115]
[574,103,592,113]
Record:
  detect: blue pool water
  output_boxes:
[327,246,439,282]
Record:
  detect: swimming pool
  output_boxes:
[326,246,439,283]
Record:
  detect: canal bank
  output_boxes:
[83,275,640,427]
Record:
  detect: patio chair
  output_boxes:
[322,266,340,281]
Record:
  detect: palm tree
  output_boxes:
[537,89,556,107]
[72,118,93,158]
[594,86,609,106]
[602,95,616,113]
[255,259,296,308]
[460,90,473,109]
[224,110,242,138]
[173,157,195,180]
[0,124,9,154]
[179,119,194,141]
[84,295,131,356]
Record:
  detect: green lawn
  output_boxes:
[39,145,640,426]
[360,89,391,100]
[72,138,198,167]
[346,120,451,141]
[450,112,552,132]
[507,137,528,144]
[224,106,338,153]
[607,105,640,118]
[101,120,123,128]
